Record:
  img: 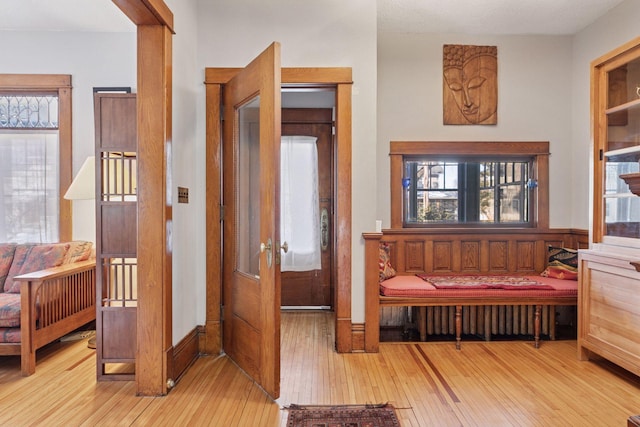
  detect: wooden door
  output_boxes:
[281,108,334,307]
[222,43,282,399]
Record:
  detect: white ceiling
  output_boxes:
[378,0,626,35]
[0,0,134,32]
[0,0,627,35]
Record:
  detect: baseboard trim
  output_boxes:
[352,323,365,352]
[169,325,203,386]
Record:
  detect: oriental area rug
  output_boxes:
[285,403,400,427]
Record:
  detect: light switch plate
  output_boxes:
[178,187,189,203]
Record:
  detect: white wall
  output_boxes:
[571,0,640,235]
[165,0,202,345]
[0,30,136,242]
[195,0,378,323]
[377,33,574,229]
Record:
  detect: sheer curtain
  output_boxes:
[0,132,59,243]
[280,135,321,272]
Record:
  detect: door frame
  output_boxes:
[281,107,334,308]
[204,67,353,354]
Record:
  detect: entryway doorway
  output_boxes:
[281,105,334,309]
[204,57,354,399]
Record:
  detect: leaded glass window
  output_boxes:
[0,94,59,129]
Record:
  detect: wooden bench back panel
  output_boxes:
[368,229,587,277]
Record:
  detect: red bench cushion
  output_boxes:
[380,274,577,298]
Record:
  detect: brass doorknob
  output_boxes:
[260,240,272,253]
[280,241,289,253]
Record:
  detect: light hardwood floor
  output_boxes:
[1,311,639,426]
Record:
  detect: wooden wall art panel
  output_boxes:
[443,44,497,125]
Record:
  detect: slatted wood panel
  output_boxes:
[37,270,95,329]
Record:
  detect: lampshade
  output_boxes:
[64,156,95,200]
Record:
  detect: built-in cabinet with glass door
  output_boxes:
[578,37,640,377]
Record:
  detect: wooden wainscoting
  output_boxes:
[379,228,585,276]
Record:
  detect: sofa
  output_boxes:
[0,241,96,376]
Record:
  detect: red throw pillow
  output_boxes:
[540,246,578,281]
[378,243,396,283]
[541,266,578,281]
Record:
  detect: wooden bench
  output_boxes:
[363,229,584,352]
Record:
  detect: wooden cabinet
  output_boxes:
[579,37,640,376]
[94,92,137,381]
[579,250,640,375]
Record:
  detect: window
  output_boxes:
[0,75,72,243]
[404,159,531,225]
[389,141,550,229]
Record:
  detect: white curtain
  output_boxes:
[280,135,321,272]
[0,132,59,243]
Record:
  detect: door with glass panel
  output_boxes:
[221,43,281,399]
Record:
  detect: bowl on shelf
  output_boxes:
[620,172,640,196]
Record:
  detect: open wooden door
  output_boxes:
[222,43,282,399]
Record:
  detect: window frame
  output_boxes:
[389,141,550,230]
[403,157,533,226]
[0,74,73,241]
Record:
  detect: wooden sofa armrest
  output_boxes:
[13,259,96,375]
[13,258,96,282]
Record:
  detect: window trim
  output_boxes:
[0,74,73,241]
[389,141,550,229]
